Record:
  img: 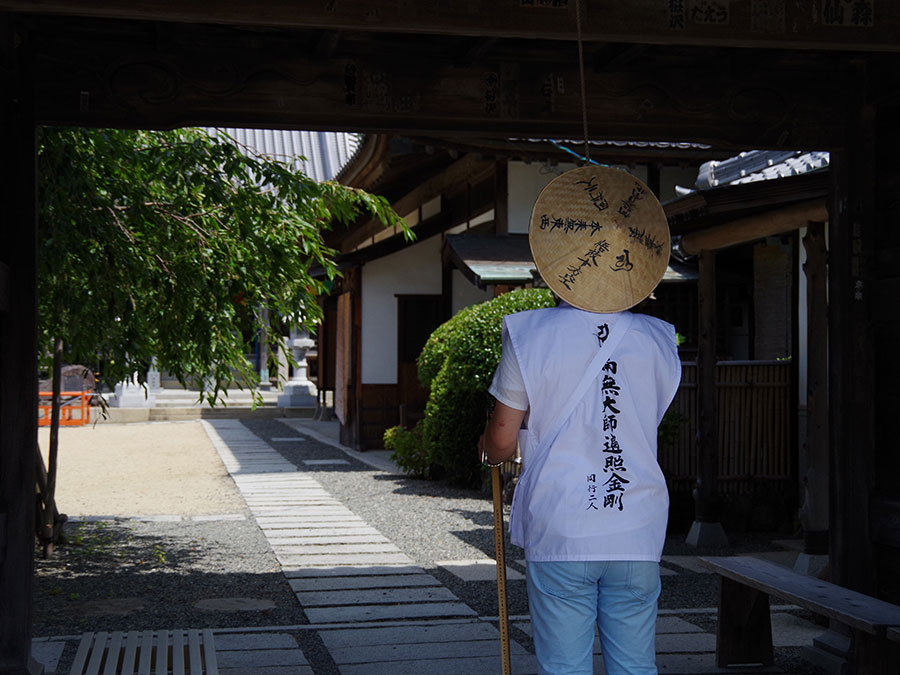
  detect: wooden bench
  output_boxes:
[69,629,218,675]
[699,556,900,669]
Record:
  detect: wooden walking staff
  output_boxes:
[491,463,512,675]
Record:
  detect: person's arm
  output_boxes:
[477,399,527,466]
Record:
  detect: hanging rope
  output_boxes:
[575,0,591,163]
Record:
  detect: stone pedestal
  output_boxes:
[147,358,161,392]
[686,520,729,548]
[277,329,317,407]
[109,375,156,408]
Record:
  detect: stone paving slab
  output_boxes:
[514,615,705,639]
[274,544,403,556]
[277,552,415,566]
[337,654,539,675]
[283,565,426,578]
[217,648,309,668]
[318,621,503,648]
[296,586,460,607]
[220,667,313,675]
[657,616,706,633]
[305,602,478,623]
[263,525,375,535]
[30,640,64,673]
[328,638,529,664]
[269,534,391,545]
[289,574,441,592]
[214,633,299,650]
[437,559,525,582]
[257,517,369,526]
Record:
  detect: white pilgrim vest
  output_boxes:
[504,305,681,562]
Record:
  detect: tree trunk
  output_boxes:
[40,335,63,558]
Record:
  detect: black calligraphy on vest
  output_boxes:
[588,358,630,512]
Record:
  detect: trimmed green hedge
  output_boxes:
[416,288,556,486]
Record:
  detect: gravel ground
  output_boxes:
[33,517,303,637]
[33,417,828,674]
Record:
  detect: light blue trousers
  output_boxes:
[526,560,661,675]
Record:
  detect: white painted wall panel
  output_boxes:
[451,269,492,316]
[361,236,442,384]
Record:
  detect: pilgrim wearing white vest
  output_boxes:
[478,166,680,674]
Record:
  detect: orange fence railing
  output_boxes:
[38,391,91,427]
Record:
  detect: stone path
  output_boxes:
[201,419,532,673]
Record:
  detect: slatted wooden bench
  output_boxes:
[699,556,900,669]
[69,629,218,675]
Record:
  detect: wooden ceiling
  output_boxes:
[6,1,899,150]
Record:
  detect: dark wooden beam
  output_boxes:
[3,0,899,52]
[695,249,719,522]
[680,199,828,255]
[29,28,844,149]
[340,155,494,252]
[0,261,9,313]
[800,221,829,555]
[0,15,39,675]
[828,64,877,597]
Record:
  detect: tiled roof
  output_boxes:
[695,150,830,190]
[207,128,361,182]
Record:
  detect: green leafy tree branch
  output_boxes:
[36,126,406,555]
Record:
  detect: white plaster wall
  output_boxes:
[361,235,443,384]
[451,269,492,315]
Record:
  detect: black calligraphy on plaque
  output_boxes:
[521,0,569,6]
[610,249,634,272]
[599,358,630,511]
[539,214,603,236]
[628,227,665,256]
[344,63,357,105]
[822,0,874,27]
[484,72,499,115]
[690,0,730,25]
[558,240,611,290]
[668,0,686,28]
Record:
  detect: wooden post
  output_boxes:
[687,249,727,547]
[797,222,829,561]
[828,70,877,598]
[0,15,42,675]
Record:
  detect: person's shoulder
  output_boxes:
[504,304,563,327]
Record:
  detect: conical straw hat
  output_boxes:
[529,165,670,313]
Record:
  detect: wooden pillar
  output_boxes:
[797,222,829,561]
[0,16,41,675]
[828,63,877,596]
[687,249,727,547]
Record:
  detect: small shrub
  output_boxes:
[384,422,429,478]
[417,288,556,487]
[657,409,686,452]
